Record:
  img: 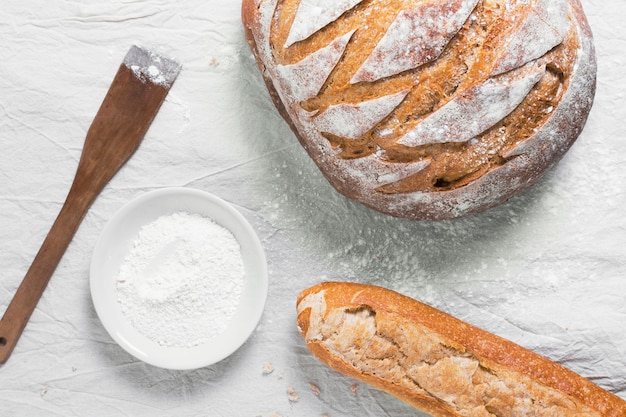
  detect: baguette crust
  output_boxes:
[242,0,597,220]
[296,282,626,417]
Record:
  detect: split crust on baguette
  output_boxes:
[296,282,626,417]
[242,0,597,220]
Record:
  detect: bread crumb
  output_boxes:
[350,383,360,395]
[287,387,300,402]
[309,383,321,396]
[262,361,275,375]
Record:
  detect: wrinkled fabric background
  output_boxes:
[0,1,624,416]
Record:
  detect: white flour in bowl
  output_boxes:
[116,211,244,348]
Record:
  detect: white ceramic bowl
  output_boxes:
[90,187,268,370]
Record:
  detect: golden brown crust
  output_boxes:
[297,282,626,417]
[242,0,597,220]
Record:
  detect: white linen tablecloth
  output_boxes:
[1,1,624,416]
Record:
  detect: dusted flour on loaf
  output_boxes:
[242,0,596,220]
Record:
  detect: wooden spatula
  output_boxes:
[0,45,182,364]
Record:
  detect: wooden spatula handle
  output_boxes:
[0,45,181,365]
[0,190,92,364]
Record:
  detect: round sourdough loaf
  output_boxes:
[242,0,596,220]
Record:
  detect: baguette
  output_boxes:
[242,0,597,220]
[296,282,626,417]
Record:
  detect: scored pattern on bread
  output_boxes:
[351,0,480,83]
[243,0,596,219]
[284,0,363,47]
[296,283,626,417]
[489,0,568,76]
[310,90,410,139]
[277,30,354,101]
[397,62,546,147]
[277,0,572,167]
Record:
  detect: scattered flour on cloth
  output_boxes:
[116,211,244,348]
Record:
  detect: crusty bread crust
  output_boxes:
[242,0,596,220]
[297,282,626,417]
